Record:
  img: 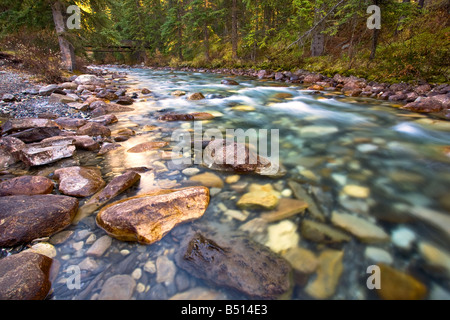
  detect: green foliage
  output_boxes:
[0,0,448,83]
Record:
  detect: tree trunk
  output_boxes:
[204,23,210,61]
[418,0,425,9]
[52,1,76,71]
[369,0,380,60]
[370,28,379,60]
[177,3,184,61]
[231,0,238,60]
[310,4,325,56]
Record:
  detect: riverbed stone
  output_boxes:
[189,172,224,188]
[418,242,450,277]
[0,251,53,300]
[237,183,280,210]
[0,175,54,196]
[331,211,389,243]
[364,247,393,265]
[86,235,112,257]
[54,166,105,197]
[98,274,136,300]
[18,138,75,167]
[304,249,344,299]
[175,232,293,299]
[298,125,339,138]
[96,187,210,244]
[377,264,427,300]
[342,184,370,198]
[261,198,308,222]
[265,220,300,253]
[300,219,351,244]
[156,255,177,285]
[0,194,78,247]
[283,247,319,285]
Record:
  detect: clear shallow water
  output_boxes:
[48,67,450,300]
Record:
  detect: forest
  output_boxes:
[0,0,449,83]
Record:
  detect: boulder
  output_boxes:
[175,232,293,299]
[75,74,104,86]
[2,93,16,102]
[0,194,78,247]
[96,90,118,101]
[116,96,134,105]
[221,79,239,85]
[1,118,60,135]
[96,187,210,244]
[76,122,111,137]
[203,139,285,177]
[39,84,58,96]
[54,166,105,197]
[0,175,54,196]
[9,127,61,143]
[49,93,77,104]
[42,135,99,151]
[55,117,87,129]
[19,139,76,166]
[89,114,118,126]
[0,251,53,300]
[187,92,205,101]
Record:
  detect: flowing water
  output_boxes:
[46,67,450,300]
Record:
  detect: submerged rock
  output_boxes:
[304,249,344,299]
[0,194,78,247]
[300,219,351,244]
[98,275,136,300]
[54,166,105,197]
[0,175,54,196]
[237,183,280,210]
[189,172,224,188]
[377,264,427,300]
[96,187,210,244]
[0,251,53,300]
[127,141,169,153]
[187,92,205,101]
[331,211,389,243]
[175,232,293,299]
[261,198,308,222]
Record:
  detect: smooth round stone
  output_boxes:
[182,168,200,176]
[391,227,416,250]
[364,247,393,265]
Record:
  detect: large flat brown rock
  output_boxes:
[96,187,210,245]
[0,195,79,247]
[0,251,53,300]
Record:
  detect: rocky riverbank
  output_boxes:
[118,64,450,120]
